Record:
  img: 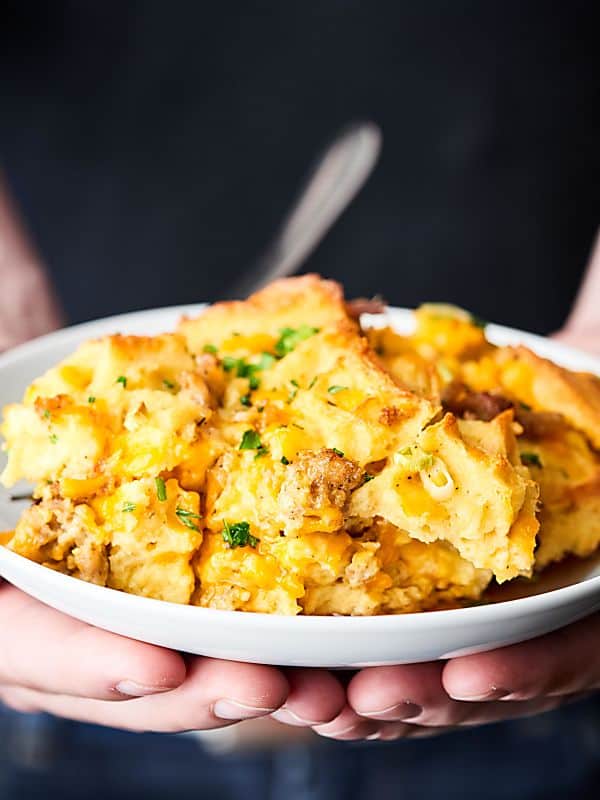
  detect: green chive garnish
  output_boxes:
[521,452,542,468]
[240,430,262,450]
[155,476,167,501]
[222,521,259,549]
[175,508,202,531]
[328,385,348,394]
[274,325,319,358]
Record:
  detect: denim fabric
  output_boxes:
[2,699,600,800]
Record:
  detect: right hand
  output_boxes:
[0,583,345,733]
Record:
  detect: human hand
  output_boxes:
[310,615,593,741]
[0,583,345,733]
[265,615,597,742]
[290,313,600,742]
[0,180,63,351]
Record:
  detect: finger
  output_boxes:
[561,227,600,335]
[452,696,569,727]
[443,615,600,703]
[270,669,346,726]
[347,663,471,727]
[553,328,600,355]
[0,657,290,733]
[0,585,186,700]
[312,705,381,740]
[322,695,570,743]
[325,695,575,743]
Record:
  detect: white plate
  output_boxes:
[2,305,600,668]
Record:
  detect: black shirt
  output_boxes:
[2,1,599,332]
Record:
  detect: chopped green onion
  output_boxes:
[240,393,252,407]
[163,379,176,390]
[239,430,262,450]
[49,434,58,444]
[222,356,238,372]
[274,325,319,358]
[281,456,290,465]
[362,473,375,484]
[42,409,51,419]
[521,452,542,468]
[257,352,276,370]
[155,476,167,501]
[223,354,274,391]
[122,502,136,513]
[222,520,259,549]
[175,507,202,531]
[287,379,299,403]
[116,375,127,387]
[328,385,348,394]
[203,344,218,354]
[88,396,96,404]
[332,447,345,457]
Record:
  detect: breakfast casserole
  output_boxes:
[2,275,600,614]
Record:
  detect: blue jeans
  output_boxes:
[1,699,600,800]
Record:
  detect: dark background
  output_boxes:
[2,1,600,332]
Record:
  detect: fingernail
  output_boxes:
[317,723,361,738]
[449,687,511,702]
[366,731,382,741]
[316,721,378,740]
[357,701,422,721]
[271,707,323,726]
[213,699,278,720]
[115,680,179,697]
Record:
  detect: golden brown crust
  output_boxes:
[496,346,600,448]
[8,280,590,614]
[178,274,354,354]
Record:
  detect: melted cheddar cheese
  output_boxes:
[10,275,598,615]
